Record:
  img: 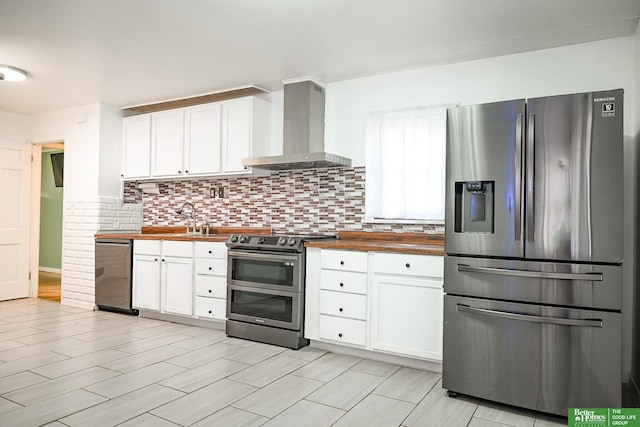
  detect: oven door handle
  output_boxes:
[457,264,603,281]
[457,304,603,328]
[227,249,300,262]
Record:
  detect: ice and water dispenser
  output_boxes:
[453,181,494,233]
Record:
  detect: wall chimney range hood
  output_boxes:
[242,80,351,170]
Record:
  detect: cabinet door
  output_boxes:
[132,254,161,311]
[162,256,194,316]
[370,275,443,360]
[221,98,251,173]
[152,109,185,177]
[185,103,222,175]
[122,115,151,178]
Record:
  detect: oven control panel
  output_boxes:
[226,234,335,253]
[226,234,303,252]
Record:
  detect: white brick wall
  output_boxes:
[61,197,142,310]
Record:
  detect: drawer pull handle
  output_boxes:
[208,310,212,314]
[208,289,212,293]
[340,261,345,266]
[339,307,343,312]
[405,263,410,268]
[338,333,343,338]
[209,267,212,271]
[154,258,158,262]
[208,250,212,254]
[339,282,344,287]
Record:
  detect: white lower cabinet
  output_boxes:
[162,255,194,316]
[133,240,162,311]
[305,247,444,362]
[194,242,228,321]
[133,240,228,322]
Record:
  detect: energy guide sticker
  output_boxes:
[602,103,615,117]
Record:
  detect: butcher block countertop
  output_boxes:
[94,226,271,242]
[305,231,444,256]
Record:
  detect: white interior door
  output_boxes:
[0,141,30,300]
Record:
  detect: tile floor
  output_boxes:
[0,298,568,427]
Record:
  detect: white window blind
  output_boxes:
[365,105,453,221]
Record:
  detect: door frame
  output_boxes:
[29,141,65,299]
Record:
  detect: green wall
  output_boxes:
[39,151,63,270]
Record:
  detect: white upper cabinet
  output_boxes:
[122,114,152,179]
[121,96,270,180]
[222,98,252,173]
[151,109,185,177]
[185,103,222,175]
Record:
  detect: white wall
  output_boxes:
[0,111,28,142]
[326,35,637,381]
[325,36,634,166]
[29,103,132,309]
[98,104,124,198]
[632,21,640,394]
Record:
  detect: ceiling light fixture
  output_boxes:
[0,65,28,81]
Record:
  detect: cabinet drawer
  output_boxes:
[195,241,227,259]
[195,258,226,276]
[163,240,194,257]
[134,240,161,255]
[319,290,366,320]
[318,315,366,346]
[321,249,368,272]
[374,252,443,278]
[195,297,226,320]
[320,270,368,295]
[195,275,227,298]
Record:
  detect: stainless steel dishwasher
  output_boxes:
[95,238,138,315]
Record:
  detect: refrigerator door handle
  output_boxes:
[457,264,603,281]
[456,304,603,327]
[514,114,523,242]
[526,113,535,242]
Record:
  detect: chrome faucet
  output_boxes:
[176,202,197,234]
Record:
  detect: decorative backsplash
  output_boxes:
[123,167,443,235]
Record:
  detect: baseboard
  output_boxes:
[137,310,226,331]
[309,340,443,374]
[60,299,96,311]
[39,267,62,274]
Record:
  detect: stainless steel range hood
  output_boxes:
[242,80,352,170]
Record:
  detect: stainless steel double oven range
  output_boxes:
[225,234,334,349]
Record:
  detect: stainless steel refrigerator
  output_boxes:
[443,89,624,416]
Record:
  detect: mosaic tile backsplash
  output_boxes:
[123,167,443,235]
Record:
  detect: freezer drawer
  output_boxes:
[442,295,621,416]
[444,256,622,311]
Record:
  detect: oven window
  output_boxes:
[230,289,293,323]
[233,259,294,287]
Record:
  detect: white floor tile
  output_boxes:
[232,374,324,417]
[191,406,269,427]
[150,379,257,426]
[306,370,386,410]
[262,400,345,427]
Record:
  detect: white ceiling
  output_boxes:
[1,0,638,116]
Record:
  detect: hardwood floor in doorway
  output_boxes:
[38,271,61,302]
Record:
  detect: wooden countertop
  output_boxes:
[95,226,271,242]
[96,228,444,255]
[305,231,444,256]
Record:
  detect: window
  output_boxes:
[365,104,453,222]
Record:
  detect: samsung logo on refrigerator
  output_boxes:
[594,97,615,102]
